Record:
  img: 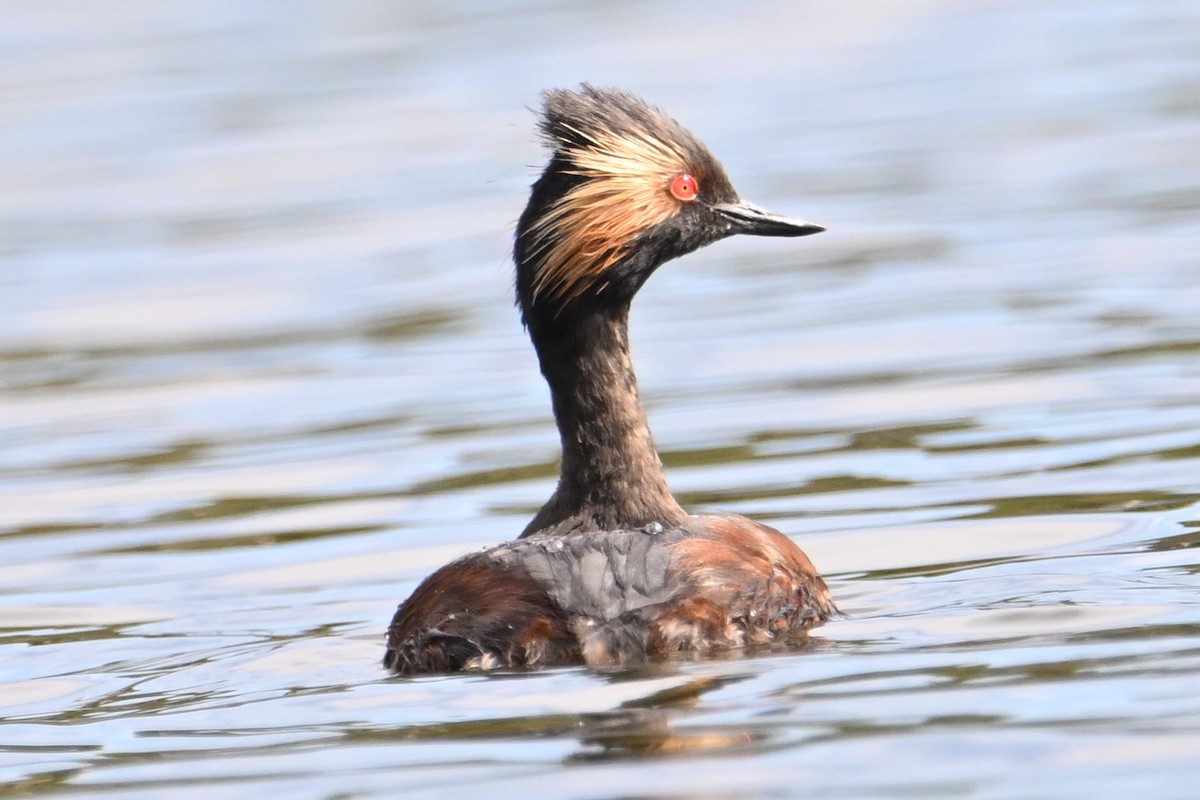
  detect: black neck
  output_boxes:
[520,305,686,537]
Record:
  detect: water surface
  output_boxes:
[2,2,1199,798]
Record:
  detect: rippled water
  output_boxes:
[3,2,1199,798]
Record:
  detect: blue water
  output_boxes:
[2,2,1199,798]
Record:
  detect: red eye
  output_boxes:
[669,174,699,202]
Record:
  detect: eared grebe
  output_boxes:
[384,85,833,674]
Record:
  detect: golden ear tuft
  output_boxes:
[527,122,695,306]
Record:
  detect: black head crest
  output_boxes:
[516,85,736,315]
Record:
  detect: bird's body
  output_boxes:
[384,86,833,675]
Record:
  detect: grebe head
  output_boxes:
[515,84,824,328]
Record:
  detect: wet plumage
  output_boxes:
[385,85,833,675]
